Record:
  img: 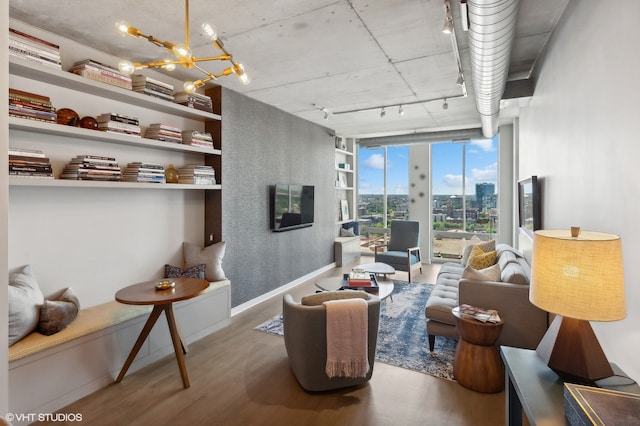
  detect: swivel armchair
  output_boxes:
[283,291,380,391]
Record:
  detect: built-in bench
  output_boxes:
[9,280,231,422]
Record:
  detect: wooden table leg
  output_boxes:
[115,305,163,383]
[164,304,190,388]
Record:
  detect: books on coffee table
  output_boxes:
[341,273,379,293]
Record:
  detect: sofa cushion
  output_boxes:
[183,241,226,282]
[424,276,459,325]
[497,250,519,271]
[467,247,497,270]
[461,264,501,282]
[501,262,529,284]
[375,251,420,266]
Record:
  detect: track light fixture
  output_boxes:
[456,72,464,86]
[115,0,250,93]
[442,0,454,34]
[443,98,449,110]
[399,105,405,116]
[380,107,386,118]
[330,94,465,116]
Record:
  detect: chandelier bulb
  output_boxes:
[172,44,192,60]
[201,23,218,41]
[115,20,130,36]
[117,60,136,76]
[183,81,197,94]
[161,59,176,71]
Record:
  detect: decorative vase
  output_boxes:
[165,164,179,183]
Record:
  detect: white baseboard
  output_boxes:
[230,263,335,316]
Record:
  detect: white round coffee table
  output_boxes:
[359,262,396,277]
[315,275,395,300]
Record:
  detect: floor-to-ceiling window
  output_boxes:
[431,136,499,261]
[357,145,409,254]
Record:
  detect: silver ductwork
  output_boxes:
[358,127,483,148]
[467,0,521,138]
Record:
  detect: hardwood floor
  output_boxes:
[37,258,504,426]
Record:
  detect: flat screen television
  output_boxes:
[518,176,541,237]
[271,184,315,232]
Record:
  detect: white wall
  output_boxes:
[519,0,640,380]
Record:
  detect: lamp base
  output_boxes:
[536,315,614,383]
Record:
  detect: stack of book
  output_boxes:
[145,123,182,144]
[131,74,175,102]
[348,270,374,286]
[60,155,122,181]
[122,162,166,184]
[97,113,141,137]
[177,164,216,185]
[9,28,61,69]
[9,88,56,123]
[182,130,214,149]
[9,147,53,179]
[69,59,133,91]
[173,92,213,113]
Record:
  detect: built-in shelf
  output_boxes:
[9,56,221,121]
[9,117,221,156]
[9,177,221,190]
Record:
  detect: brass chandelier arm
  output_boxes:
[116,0,250,90]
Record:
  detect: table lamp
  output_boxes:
[530,227,626,382]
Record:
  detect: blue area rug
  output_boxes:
[255,281,458,381]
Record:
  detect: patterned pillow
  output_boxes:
[462,239,496,265]
[37,287,80,336]
[467,246,497,270]
[164,264,206,279]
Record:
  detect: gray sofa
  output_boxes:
[424,243,547,351]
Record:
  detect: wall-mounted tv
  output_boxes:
[270,184,315,232]
[518,176,541,237]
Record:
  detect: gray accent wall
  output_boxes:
[221,89,336,307]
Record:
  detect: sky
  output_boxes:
[357,137,498,195]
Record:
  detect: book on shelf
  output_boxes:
[69,59,133,90]
[122,162,166,183]
[9,28,61,70]
[456,304,501,323]
[131,74,175,101]
[182,130,214,148]
[8,147,54,179]
[145,123,183,143]
[173,91,214,112]
[177,164,216,184]
[97,113,139,126]
[8,88,56,123]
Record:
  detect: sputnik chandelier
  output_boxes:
[115,0,250,93]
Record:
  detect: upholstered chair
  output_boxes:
[374,220,422,282]
[283,291,380,391]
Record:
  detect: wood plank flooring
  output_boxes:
[36,259,504,426]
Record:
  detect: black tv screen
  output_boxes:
[271,184,315,232]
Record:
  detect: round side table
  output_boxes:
[452,306,505,393]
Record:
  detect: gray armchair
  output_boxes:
[374,220,422,282]
[283,291,380,391]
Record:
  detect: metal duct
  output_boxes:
[358,127,483,148]
[467,0,520,138]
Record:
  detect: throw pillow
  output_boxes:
[467,246,497,270]
[461,264,501,282]
[164,264,206,279]
[301,290,369,306]
[9,265,45,346]
[462,239,496,266]
[183,241,226,282]
[339,227,356,237]
[37,287,80,336]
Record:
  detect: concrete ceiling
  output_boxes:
[9,0,570,138]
